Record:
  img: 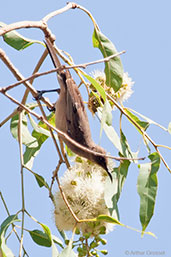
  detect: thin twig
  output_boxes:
[70,50,126,69]
[25,210,39,223]
[38,100,65,165]
[73,3,100,30]
[0,192,29,256]
[1,51,125,93]
[0,48,54,110]
[42,2,76,23]
[21,48,48,106]
[0,109,18,127]
[0,50,49,127]
[17,111,25,257]
[157,144,171,150]
[49,160,62,201]
[0,191,10,216]
[59,137,70,168]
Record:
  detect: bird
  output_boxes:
[43,38,112,182]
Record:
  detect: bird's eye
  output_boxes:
[98,156,104,161]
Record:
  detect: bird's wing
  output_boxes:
[65,70,92,146]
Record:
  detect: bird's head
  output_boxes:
[92,145,113,182]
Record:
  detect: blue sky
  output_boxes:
[1,0,171,256]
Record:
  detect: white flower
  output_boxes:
[89,70,134,112]
[91,70,106,81]
[117,72,134,103]
[53,157,114,236]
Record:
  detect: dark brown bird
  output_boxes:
[45,38,112,181]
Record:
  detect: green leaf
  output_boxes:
[28,112,56,137]
[96,215,121,225]
[23,134,47,169]
[52,235,64,249]
[100,100,112,138]
[97,108,122,153]
[0,215,20,237]
[82,73,106,102]
[126,108,168,132]
[23,112,55,168]
[104,159,130,219]
[65,145,75,157]
[0,215,19,256]
[137,152,160,232]
[40,223,52,241]
[0,234,14,257]
[0,22,43,50]
[58,230,68,243]
[52,239,59,257]
[29,230,51,247]
[10,112,38,148]
[124,109,149,133]
[34,173,49,189]
[29,224,52,247]
[120,129,137,159]
[92,29,123,92]
[28,114,52,138]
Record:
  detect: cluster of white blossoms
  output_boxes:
[88,70,134,113]
[53,157,114,236]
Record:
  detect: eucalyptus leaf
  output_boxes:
[52,239,59,257]
[96,215,121,225]
[82,73,106,101]
[28,114,52,138]
[58,230,68,242]
[127,108,168,132]
[104,171,119,220]
[0,22,43,50]
[100,100,112,138]
[52,235,64,249]
[124,109,149,133]
[97,108,122,153]
[29,224,52,247]
[92,29,123,92]
[29,229,51,247]
[40,223,52,240]
[137,152,160,232]
[0,215,19,257]
[23,132,48,169]
[10,112,38,148]
[0,215,20,237]
[34,172,49,189]
[120,129,137,159]
[0,233,14,257]
[104,159,130,220]
[65,145,75,157]
[24,113,55,169]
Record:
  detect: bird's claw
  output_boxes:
[33,90,45,101]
